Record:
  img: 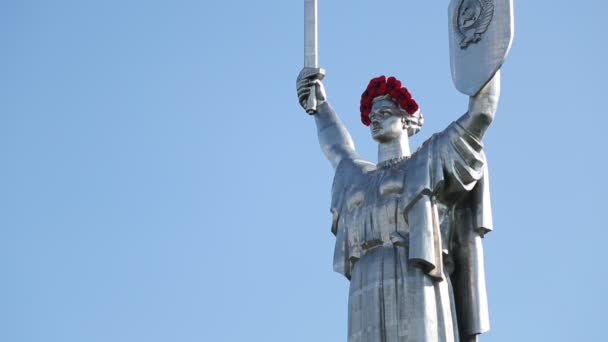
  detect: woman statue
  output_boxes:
[296,70,500,342]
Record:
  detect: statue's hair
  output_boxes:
[360,75,421,133]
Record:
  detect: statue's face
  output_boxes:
[369,98,404,143]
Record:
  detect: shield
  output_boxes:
[449,0,514,95]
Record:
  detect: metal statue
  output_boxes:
[295,1,513,342]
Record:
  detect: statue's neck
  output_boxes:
[377,134,411,165]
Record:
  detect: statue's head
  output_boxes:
[360,76,424,142]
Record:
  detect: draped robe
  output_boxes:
[330,118,493,342]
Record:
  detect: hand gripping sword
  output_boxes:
[299,0,325,114]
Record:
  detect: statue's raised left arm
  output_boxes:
[456,71,501,140]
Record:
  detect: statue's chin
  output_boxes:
[372,132,398,144]
[371,131,385,143]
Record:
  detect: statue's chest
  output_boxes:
[344,167,409,243]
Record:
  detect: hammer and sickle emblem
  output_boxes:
[457,0,495,49]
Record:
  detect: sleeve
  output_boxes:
[440,119,493,234]
[442,120,487,194]
[330,160,351,279]
[399,119,493,282]
[451,185,492,337]
[401,118,493,336]
[401,118,489,204]
[330,158,374,280]
[442,119,493,336]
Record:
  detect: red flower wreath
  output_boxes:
[360,75,419,126]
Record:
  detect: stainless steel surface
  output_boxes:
[304,0,318,68]
[295,3,512,341]
[298,67,325,115]
[302,0,323,114]
[456,0,494,49]
[449,0,513,95]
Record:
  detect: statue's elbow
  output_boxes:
[470,94,498,126]
[475,110,495,128]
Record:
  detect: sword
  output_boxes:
[299,0,325,114]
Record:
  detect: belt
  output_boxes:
[350,231,410,262]
[364,231,409,250]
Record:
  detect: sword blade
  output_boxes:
[304,0,318,68]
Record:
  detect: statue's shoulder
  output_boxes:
[411,120,477,160]
[334,157,375,180]
[331,158,374,198]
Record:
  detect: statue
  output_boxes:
[296,1,513,342]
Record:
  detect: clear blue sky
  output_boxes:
[1,1,606,341]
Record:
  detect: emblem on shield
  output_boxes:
[456,0,495,49]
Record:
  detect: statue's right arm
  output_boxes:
[314,101,358,169]
[297,76,358,169]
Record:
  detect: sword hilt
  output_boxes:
[298,67,326,115]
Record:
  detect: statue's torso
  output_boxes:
[330,120,494,341]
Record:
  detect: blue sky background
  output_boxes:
[1,1,606,341]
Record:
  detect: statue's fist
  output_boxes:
[296,68,326,114]
[297,78,326,108]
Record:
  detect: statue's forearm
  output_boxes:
[459,71,501,139]
[314,102,358,169]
